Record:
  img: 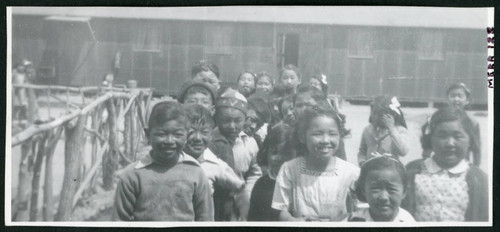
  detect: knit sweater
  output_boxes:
[113,152,214,221]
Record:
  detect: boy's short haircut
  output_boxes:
[191,60,220,79]
[185,104,216,128]
[148,101,190,130]
[178,80,216,104]
[446,82,471,98]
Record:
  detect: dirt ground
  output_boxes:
[9,101,490,220]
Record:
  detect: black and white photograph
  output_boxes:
[5,6,494,226]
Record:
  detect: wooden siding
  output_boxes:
[11,15,487,104]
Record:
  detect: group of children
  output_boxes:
[113,60,488,222]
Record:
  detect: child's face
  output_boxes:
[193,70,220,90]
[371,110,386,128]
[431,120,470,169]
[184,92,213,111]
[294,92,317,119]
[447,88,469,110]
[364,168,405,221]
[267,144,290,177]
[304,116,340,160]
[280,70,300,92]
[309,78,323,92]
[243,108,262,137]
[216,107,245,141]
[237,73,256,97]
[256,76,273,93]
[184,122,214,159]
[148,119,188,162]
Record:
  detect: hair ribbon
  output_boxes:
[320,74,328,85]
[389,97,401,115]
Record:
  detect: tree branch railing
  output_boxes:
[11,85,153,221]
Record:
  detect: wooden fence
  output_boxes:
[11,84,153,221]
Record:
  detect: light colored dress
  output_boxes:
[414,158,470,221]
[272,156,359,221]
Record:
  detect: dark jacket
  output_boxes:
[402,159,488,222]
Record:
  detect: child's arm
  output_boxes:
[236,150,262,220]
[388,126,410,157]
[193,171,215,221]
[357,129,368,166]
[113,174,137,221]
[216,159,245,192]
[472,122,481,166]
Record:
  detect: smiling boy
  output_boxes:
[184,105,244,195]
[209,91,262,221]
[113,101,213,221]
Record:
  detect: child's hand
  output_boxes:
[381,114,395,130]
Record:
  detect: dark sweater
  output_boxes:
[248,174,280,221]
[113,153,214,221]
[402,159,488,222]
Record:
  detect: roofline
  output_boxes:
[10,6,490,29]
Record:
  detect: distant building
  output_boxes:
[11,7,488,104]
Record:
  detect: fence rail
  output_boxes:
[11,84,153,221]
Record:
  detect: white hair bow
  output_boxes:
[389,97,401,115]
[320,74,328,85]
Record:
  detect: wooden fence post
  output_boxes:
[102,99,119,190]
[30,134,47,221]
[43,126,63,221]
[130,103,138,161]
[55,114,87,221]
[124,106,131,160]
[13,139,34,221]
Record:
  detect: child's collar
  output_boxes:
[135,151,199,169]
[425,157,469,174]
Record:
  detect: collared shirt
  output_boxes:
[345,207,415,222]
[414,157,470,221]
[272,156,360,221]
[197,148,245,194]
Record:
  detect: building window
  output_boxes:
[205,24,233,54]
[133,25,161,52]
[418,30,444,60]
[347,28,374,58]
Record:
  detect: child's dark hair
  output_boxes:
[184,104,215,128]
[257,124,295,167]
[148,101,190,130]
[293,105,347,156]
[294,85,331,110]
[354,156,408,202]
[279,64,301,80]
[369,95,407,128]
[310,73,329,97]
[248,96,272,124]
[236,71,257,83]
[256,71,274,85]
[446,82,471,99]
[191,60,220,79]
[420,105,480,154]
[278,95,294,118]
